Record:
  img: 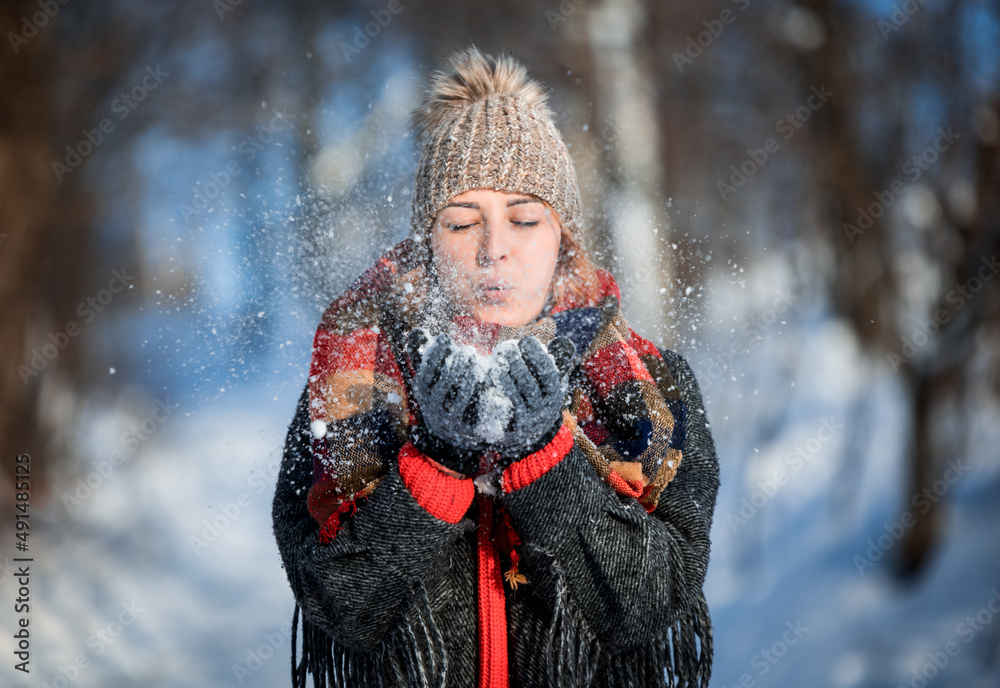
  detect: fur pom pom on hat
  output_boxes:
[409,46,584,244]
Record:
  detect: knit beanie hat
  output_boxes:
[408,46,584,245]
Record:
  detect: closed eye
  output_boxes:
[513,221,539,227]
[448,223,477,231]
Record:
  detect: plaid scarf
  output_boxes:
[305,239,685,542]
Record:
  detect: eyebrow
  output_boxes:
[442,198,543,209]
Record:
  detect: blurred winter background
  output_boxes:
[2,0,999,686]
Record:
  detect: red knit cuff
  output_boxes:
[398,442,475,523]
[501,423,574,493]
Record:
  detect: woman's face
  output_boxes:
[430,188,561,327]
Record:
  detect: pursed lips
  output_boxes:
[478,280,512,301]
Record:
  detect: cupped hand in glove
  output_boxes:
[406,328,490,476]
[489,335,576,460]
[406,329,577,474]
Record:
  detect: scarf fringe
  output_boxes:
[545,575,601,687]
[288,568,710,688]
[545,577,713,688]
[604,589,713,688]
[291,581,448,688]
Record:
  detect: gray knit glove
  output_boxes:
[406,330,576,472]
[490,336,576,461]
[406,329,490,476]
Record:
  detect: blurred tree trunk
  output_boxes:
[585,0,672,341]
[901,96,1000,577]
[806,0,927,576]
[0,2,58,506]
[806,0,1000,578]
[644,0,735,351]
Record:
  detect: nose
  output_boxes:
[477,223,509,266]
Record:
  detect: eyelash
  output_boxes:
[447,221,539,230]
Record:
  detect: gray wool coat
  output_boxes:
[271,348,720,688]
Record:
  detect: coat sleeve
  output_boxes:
[498,349,719,651]
[271,383,476,653]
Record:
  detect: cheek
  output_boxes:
[534,228,561,272]
[518,231,560,294]
[431,235,476,286]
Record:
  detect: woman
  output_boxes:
[272,46,719,688]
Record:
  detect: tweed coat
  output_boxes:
[272,331,719,687]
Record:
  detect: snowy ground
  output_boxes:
[2,316,998,688]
